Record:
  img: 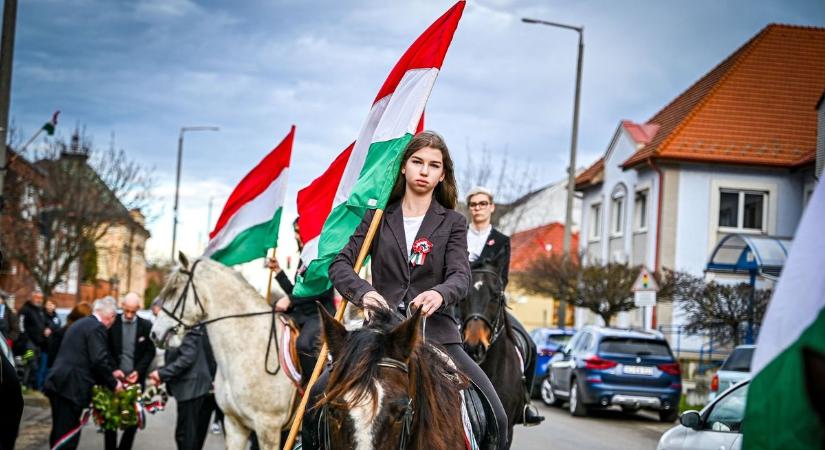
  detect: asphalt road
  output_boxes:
[511,402,673,450]
[7,396,665,450]
[68,399,671,450]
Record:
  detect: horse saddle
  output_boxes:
[511,324,533,378]
[276,314,304,393]
[461,382,500,450]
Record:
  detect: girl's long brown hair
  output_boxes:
[388,131,458,209]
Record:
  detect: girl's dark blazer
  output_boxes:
[329,199,471,345]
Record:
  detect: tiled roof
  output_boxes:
[573,157,604,190]
[510,222,579,272]
[622,24,825,169]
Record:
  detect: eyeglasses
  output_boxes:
[468,201,490,209]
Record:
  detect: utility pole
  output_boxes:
[171,126,219,262]
[0,0,18,215]
[522,18,584,328]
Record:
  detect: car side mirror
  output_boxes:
[679,410,702,430]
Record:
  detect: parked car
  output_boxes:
[657,380,748,450]
[543,325,682,422]
[709,345,754,401]
[529,327,576,399]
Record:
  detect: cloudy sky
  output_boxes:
[9,0,825,279]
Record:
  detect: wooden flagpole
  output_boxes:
[283,209,384,449]
[264,248,276,305]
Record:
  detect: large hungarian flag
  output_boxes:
[204,126,294,266]
[744,179,825,449]
[292,1,465,297]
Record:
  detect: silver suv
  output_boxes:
[709,345,754,401]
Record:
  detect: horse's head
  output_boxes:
[150,252,206,348]
[318,306,467,450]
[460,264,505,363]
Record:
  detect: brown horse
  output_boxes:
[460,265,525,448]
[316,306,470,450]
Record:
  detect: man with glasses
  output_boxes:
[465,186,544,425]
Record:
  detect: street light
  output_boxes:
[523,17,584,328]
[171,126,219,262]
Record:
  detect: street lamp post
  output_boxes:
[523,17,584,329]
[171,126,219,262]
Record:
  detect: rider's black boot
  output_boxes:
[523,404,545,426]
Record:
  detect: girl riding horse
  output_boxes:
[303,131,508,449]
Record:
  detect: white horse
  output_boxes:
[150,253,296,450]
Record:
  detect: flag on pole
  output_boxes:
[292,1,465,297]
[744,179,825,449]
[42,111,60,136]
[204,126,294,266]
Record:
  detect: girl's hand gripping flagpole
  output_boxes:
[284,210,383,449]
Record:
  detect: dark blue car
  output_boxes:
[529,328,576,398]
[543,326,682,422]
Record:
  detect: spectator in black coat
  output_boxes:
[17,290,48,389]
[47,303,92,368]
[105,293,155,450]
[44,297,122,450]
[0,295,19,347]
[149,326,216,450]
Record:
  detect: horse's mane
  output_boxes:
[320,308,469,449]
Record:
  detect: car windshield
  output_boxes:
[598,337,672,357]
[547,334,573,346]
[721,347,755,372]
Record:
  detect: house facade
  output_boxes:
[575,24,824,351]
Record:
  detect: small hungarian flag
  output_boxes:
[293,1,465,297]
[744,179,825,448]
[42,111,59,135]
[204,126,294,266]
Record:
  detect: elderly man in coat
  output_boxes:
[44,297,122,450]
[105,293,156,450]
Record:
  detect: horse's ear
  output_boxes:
[319,304,347,359]
[389,306,422,360]
[178,251,190,270]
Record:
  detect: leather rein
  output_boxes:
[320,356,414,449]
[462,268,507,350]
[160,259,282,375]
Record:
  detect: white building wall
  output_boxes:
[577,126,660,328]
[497,178,582,235]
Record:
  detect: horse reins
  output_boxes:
[463,268,507,349]
[320,355,415,450]
[160,260,283,375]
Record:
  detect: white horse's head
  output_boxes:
[150,252,208,349]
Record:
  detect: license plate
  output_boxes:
[622,365,654,375]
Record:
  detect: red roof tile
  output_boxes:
[622,24,825,169]
[573,157,604,190]
[510,222,579,272]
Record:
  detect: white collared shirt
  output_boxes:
[404,215,425,257]
[467,224,492,263]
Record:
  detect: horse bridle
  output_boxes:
[462,268,507,348]
[321,355,414,450]
[159,259,283,375]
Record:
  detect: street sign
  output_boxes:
[632,266,659,307]
[632,266,659,292]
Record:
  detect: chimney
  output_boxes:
[817,92,825,178]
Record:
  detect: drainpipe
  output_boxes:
[646,157,664,329]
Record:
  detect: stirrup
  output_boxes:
[522,404,544,427]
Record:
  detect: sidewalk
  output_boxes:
[18,393,225,450]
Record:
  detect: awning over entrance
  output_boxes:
[706,234,792,278]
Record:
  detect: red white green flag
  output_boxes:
[204,126,294,266]
[744,179,825,448]
[292,1,465,297]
